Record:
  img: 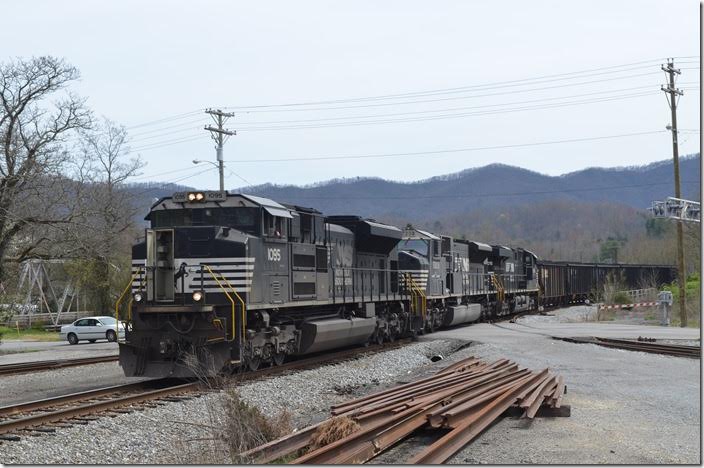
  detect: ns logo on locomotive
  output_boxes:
[119,190,675,378]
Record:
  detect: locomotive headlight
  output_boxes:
[195,192,205,201]
[133,293,143,302]
[192,291,204,302]
[187,192,197,201]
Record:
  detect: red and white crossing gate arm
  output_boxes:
[598,302,659,310]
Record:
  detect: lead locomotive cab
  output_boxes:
[123,190,279,377]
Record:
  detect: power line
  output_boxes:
[128,117,208,138]
[224,130,667,163]
[128,91,662,148]
[224,60,670,111]
[227,71,663,113]
[235,91,658,131]
[127,86,664,144]
[234,87,659,127]
[126,110,204,130]
[130,134,209,152]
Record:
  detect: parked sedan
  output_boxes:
[60,316,125,345]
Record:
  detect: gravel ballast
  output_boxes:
[0,339,461,464]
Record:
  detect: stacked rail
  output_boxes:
[242,356,569,464]
[556,337,700,358]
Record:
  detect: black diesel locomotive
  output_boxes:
[119,190,675,377]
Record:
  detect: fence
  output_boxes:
[1,312,87,329]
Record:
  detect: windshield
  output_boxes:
[398,239,429,257]
[151,207,261,235]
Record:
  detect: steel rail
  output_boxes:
[0,355,119,376]
[0,380,170,417]
[555,336,700,358]
[0,382,199,435]
[0,340,413,441]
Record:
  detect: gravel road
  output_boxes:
[416,317,701,464]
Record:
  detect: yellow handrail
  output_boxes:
[215,272,247,334]
[491,274,505,302]
[115,266,144,338]
[404,273,427,319]
[203,264,246,343]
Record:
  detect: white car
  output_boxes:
[60,316,125,345]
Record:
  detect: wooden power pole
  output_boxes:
[661,59,687,327]
[204,109,235,192]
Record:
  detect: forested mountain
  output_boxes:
[129,154,701,265]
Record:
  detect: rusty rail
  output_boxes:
[242,355,569,464]
[554,336,700,358]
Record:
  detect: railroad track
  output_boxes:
[554,336,701,358]
[0,355,119,376]
[0,340,411,442]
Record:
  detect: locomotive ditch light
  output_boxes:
[134,292,143,302]
[186,192,206,202]
[192,291,204,302]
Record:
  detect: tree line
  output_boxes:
[0,56,143,316]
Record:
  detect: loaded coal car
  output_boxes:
[121,191,412,378]
[537,260,676,308]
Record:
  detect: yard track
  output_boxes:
[0,339,411,441]
[0,355,119,376]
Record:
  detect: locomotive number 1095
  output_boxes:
[267,248,282,262]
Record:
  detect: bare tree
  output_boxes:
[66,118,144,313]
[0,56,91,281]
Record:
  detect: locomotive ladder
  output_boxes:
[202,265,247,347]
[115,265,146,334]
[404,273,427,320]
[491,274,505,302]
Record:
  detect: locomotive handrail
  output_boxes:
[404,273,427,319]
[115,266,145,338]
[202,264,246,343]
[214,270,247,332]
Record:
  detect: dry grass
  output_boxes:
[159,352,293,465]
[222,387,293,463]
[307,416,361,453]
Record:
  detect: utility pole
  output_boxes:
[204,108,235,192]
[661,59,687,327]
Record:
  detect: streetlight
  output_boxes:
[193,159,224,192]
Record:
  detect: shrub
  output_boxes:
[222,388,293,463]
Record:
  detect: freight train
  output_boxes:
[118,190,675,377]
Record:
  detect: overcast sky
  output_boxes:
[3,0,700,189]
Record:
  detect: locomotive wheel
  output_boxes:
[375,331,384,346]
[273,353,286,366]
[247,357,261,372]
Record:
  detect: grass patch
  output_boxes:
[0,348,41,355]
[0,325,60,342]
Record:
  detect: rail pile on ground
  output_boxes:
[556,336,700,358]
[242,356,569,464]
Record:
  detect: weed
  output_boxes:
[307,416,360,453]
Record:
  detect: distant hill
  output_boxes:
[126,154,700,263]
[231,154,700,221]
